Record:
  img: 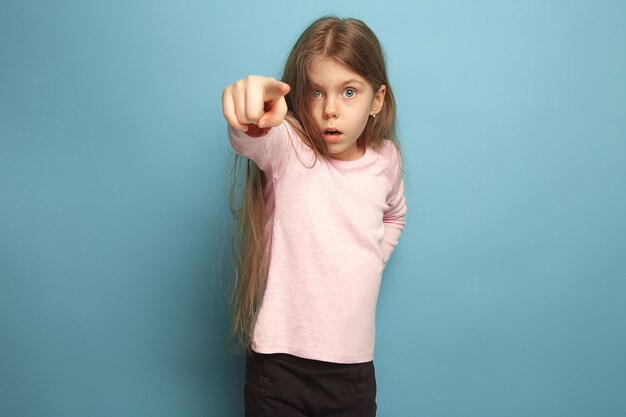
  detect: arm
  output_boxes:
[227,121,292,172]
[382,166,407,264]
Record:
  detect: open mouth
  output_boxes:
[324,129,342,135]
[323,128,343,142]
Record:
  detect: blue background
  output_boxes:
[1,1,625,416]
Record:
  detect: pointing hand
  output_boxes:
[222,76,291,135]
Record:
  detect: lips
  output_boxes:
[323,127,343,143]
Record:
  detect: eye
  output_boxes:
[313,90,323,99]
[343,88,356,98]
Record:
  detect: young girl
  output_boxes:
[222,16,406,417]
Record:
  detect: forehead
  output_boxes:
[308,57,368,88]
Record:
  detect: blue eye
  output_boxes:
[343,88,356,98]
[313,90,322,99]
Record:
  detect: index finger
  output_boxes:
[263,80,291,101]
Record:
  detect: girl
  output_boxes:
[222,16,406,417]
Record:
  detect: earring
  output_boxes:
[370,113,377,118]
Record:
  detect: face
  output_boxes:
[309,57,386,161]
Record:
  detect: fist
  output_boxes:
[222,75,291,135]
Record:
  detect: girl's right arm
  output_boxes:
[222,75,290,138]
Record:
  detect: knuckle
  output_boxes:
[222,86,232,101]
[244,75,259,86]
[234,79,246,90]
[246,109,263,122]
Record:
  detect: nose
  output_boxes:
[323,97,338,119]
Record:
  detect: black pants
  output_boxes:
[244,350,377,417]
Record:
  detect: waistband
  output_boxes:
[249,350,372,371]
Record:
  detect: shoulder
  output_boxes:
[370,139,402,170]
[365,140,403,193]
[380,139,400,159]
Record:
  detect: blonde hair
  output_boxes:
[228,16,401,352]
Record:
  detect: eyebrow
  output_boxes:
[311,79,366,88]
[341,79,366,86]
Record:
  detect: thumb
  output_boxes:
[258,95,288,128]
[258,80,290,128]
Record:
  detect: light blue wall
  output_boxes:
[1,1,625,416]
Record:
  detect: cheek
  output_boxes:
[311,101,324,117]
[346,102,370,121]
[357,105,372,125]
[349,112,370,137]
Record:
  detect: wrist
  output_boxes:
[245,124,270,138]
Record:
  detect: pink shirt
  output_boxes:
[228,120,406,363]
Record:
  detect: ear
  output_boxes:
[370,84,386,115]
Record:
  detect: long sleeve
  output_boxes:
[227,122,291,173]
[382,165,407,264]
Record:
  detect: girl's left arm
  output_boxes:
[382,165,407,264]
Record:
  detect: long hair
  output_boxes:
[228,16,401,352]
